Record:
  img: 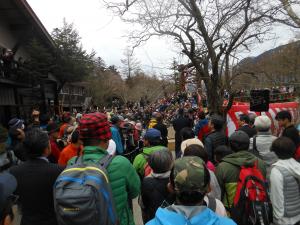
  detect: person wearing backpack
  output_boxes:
[67,112,140,225]
[146,157,236,225]
[215,131,269,224]
[249,115,278,179]
[9,129,64,225]
[270,137,300,225]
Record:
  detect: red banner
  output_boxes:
[227,102,299,136]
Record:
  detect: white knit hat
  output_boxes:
[254,115,271,131]
[181,138,204,155]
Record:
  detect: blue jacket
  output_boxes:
[110,126,124,154]
[194,119,209,136]
[146,206,236,225]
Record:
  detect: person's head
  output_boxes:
[46,122,59,139]
[183,144,208,163]
[271,137,296,159]
[143,128,161,146]
[275,110,292,128]
[156,113,163,123]
[214,145,233,163]
[31,109,40,123]
[181,139,204,156]
[238,114,250,127]
[79,112,112,149]
[168,157,210,206]
[62,112,71,124]
[0,173,17,225]
[8,118,24,131]
[180,127,194,141]
[148,148,173,174]
[229,130,250,152]
[254,115,272,132]
[23,129,50,159]
[248,113,257,127]
[209,114,224,131]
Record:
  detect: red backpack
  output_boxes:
[230,161,273,225]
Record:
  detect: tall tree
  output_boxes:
[120,47,141,80]
[52,19,95,90]
[106,0,292,114]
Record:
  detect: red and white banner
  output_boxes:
[227,102,299,136]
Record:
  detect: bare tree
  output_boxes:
[120,47,141,80]
[105,0,285,114]
[278,0,300,27]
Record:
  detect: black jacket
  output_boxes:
[282,125,300,146]
[154,122,168,147]
[141,176,174,223]
[172,116,193,139]
[10,159,64,225]
[204,130,228,162]
[238,125,257,138]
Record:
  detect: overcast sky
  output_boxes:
[27,0,298,75]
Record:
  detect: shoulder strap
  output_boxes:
[207,196,217,212]
[98,154,114,169]
[253,135,257,152]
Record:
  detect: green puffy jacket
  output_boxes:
[133,145,165,177]
[69,146,140,225]
[215,150,266,208]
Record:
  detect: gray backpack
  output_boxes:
[54,154,118,225]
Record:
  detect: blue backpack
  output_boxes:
[54,154,118,225]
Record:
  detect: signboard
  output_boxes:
[250,90,270,112]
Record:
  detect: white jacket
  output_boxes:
[270,158,300,225]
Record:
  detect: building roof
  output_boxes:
[0,0,55,49]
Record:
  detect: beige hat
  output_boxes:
[181,138,204,155]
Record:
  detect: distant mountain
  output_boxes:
[238,40,300,67]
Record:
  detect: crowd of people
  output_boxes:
[0,98,300,225]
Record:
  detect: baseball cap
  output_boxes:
[79,112,111,141]
[173,156,209,193]
[144,128,161,140]
[0,172,17,214]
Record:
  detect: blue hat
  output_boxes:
[144,128,161,140]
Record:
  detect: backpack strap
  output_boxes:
[98,154,114,169]
[207,196,217,212]
[253,135,257,152]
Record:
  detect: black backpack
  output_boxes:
[54,154,118,225]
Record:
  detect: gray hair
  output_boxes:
[148,147,173,173]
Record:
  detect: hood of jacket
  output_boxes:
[222,151,258,167]
[273,158,300,180]
[146,205,235,225]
